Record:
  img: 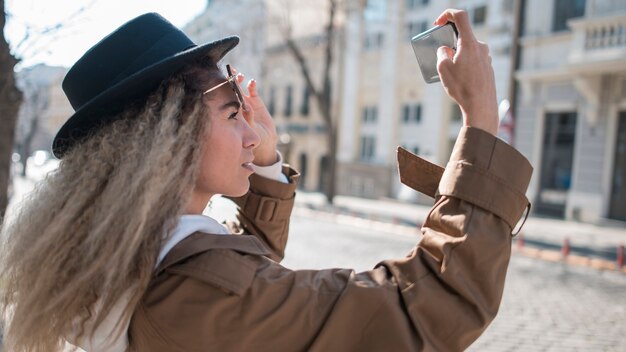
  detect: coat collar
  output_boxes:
[156,232,271,275]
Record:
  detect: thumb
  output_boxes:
[436,46,455,81]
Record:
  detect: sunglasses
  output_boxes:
[202,64,244,105]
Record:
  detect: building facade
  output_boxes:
[185,0,517,200]
[184,0,337,192]
[515,0,626,223]
[16,64,72,158]
[337,0,516,201]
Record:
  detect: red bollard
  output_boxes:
[562,237,571,258]
[618,244,624,268]
[516,233,525,250]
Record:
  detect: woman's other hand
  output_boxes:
[434,9,499,136]
[235,72,279,166]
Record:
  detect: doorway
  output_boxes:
[535,112,577,218]
[609,112,626,221]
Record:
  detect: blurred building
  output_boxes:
[185,0,338,192]
[15,64,72,159]
[514,0,626,223]
[337,0,516,201]
[186,0,516,198]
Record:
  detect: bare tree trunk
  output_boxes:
[0,0,23,219]
[18,87,44,177]
[20,111,39,177]
[285,0,338,204]
[325,126,337,203]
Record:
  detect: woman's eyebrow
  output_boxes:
[220,100,241,112]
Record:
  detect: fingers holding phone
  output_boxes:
[411,23,457,84]
[433,9,499,136]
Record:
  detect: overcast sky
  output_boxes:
[5,0,206,70]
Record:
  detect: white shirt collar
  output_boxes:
[71,215,229,352]
[156,214,229,267]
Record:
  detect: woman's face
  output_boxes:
[188,69,260,214]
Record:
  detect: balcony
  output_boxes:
[586,0,626,17]
[568,11,626,74]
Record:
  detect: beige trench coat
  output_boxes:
[128,127,532,351]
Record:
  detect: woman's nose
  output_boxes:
[243,117,260,149]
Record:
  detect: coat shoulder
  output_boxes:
[164,248,262,296]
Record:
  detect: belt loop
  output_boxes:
[256,197,277,222]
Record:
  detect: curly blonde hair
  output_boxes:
[0,60,218,351]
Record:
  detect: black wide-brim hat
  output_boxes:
[52,12,239,158]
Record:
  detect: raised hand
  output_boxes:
[233,70,279,166]
[434,9,499,136]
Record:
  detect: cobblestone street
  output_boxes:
[279,214,626,351]
[469,256,626,351]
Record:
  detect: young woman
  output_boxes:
[0,9,532,352]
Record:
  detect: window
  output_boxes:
[553,0,585,32]
[414,104,422,122]
[300,86,310,116]
[473,5,487,25]
[284,85,293,117]
[365,0,386,21]
[362,106,378,123]
[360,136,376,161]
[402,105,410,123]
[407,21,429,40]
[406,0,428,9]
[401,104,422,123]
[536,112,577,217]
[503,0,514,13]
[364,32,384,50]
[376,33,384,47]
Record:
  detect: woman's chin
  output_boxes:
[224,182,250,198]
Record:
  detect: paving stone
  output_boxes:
[468,255,626,351]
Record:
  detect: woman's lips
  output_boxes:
[242,162,255,172]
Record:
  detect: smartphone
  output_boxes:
[411,23,458,84]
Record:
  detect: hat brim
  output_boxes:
[52,36,239,158]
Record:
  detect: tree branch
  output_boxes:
[285,38,321,107]
[12,0,96,59]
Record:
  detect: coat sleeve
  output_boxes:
[225,166,300,262]
[236,127,532,351]
[373,127,533,350]
[133,127,532,352]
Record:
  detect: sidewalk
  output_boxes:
[7,173,625,272]
[294,191,626,272]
